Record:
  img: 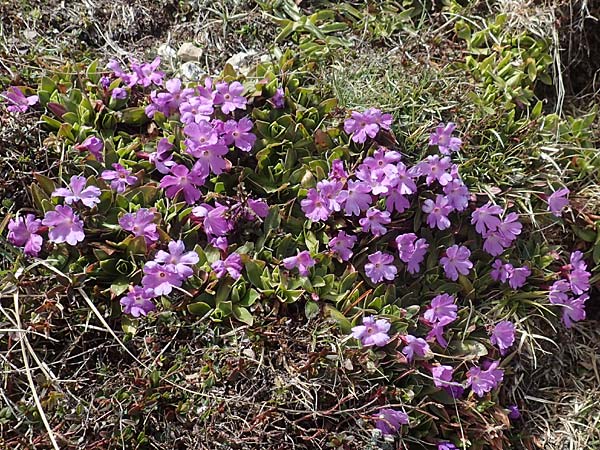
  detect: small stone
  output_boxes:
[158,43,177,60]
[225,50,258,72]
[180,62,206,81]
[177,43,203,62]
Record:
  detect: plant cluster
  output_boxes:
[1,48,594,448]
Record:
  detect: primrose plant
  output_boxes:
[2,52,591,448]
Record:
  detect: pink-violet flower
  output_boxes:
[212,253,243,280]
[120,286,156,317]
[423,294,457,325]
[52,176,101,208]
[471,202,502,235]
[42,205,85,245]
[223,118,256,152]
[395,233,429,274]
[328,231,357,262]
[547,188,569,217]
[466,360,504,397]
[402,335,431,362]
[440,245,473,281]
[149,138,176,174]
[154,240,199,279]
[343,108,392,144]
[490,320,516,355]
[429,122,462,155]
[351,316,391,347]
[359,207,391,236]
[101,163,137,193]
[337,180,372,216]
[422,195,453,230]
[119,208,159,244]
[2,86,38,113]
[372,408,408,436]
[214,81,247,114]
[7,214,43,257]
[364,251,397,283]
[301,188,331,222]
[159,163,206,204]
[569,251,590,295]
[141,261,183,296]
[416,155,453,186]
[282,250,316,277]
[192,203,231,237]
[75,136,104,161]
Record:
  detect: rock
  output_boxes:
[177,43,203,62]
[180,62,206,81]
[225,50,258,72]
[157,43,177,61]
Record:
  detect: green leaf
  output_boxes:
[304,301,319,320]
[245,260,265,289]
[110,280,130,297]
[33,173,57,196]
[188,301,213,317]
[120,107,150,126]
[263,206,281,233]
[455,340,488,357]
[232,306,254,325]
[324,304,351,334]
[121,316,138,335]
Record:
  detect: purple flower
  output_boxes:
[561,294,588,328]
[7,214,43,256]
[384,189,411,214]
[351,316,390,347]
[547,188,569,217]
[282,250,315,277]
[329,159,348,182]
[427,321,450,348]
[107,59,136,86]
[402,335,431,362]
[471,202,502,235]
[423,294,457,325]
[184,120,219,146]
[337,180,372,216]
[317,180,344,212]
[159,163,206,204]
[443,179,469,211]
[395,233,429,274]
[466,360,504,397]
[507,405,521,420]
[247,198,269,219]
[438,442,458,450]
[364,251,397,283]
[482,230,509,256]
[111,87,128,99]
[429,122,462,155]
[149,138,176,174]
[179,96,214,124]
[270,87,285,108]
[372,408,408,436]
[52,175,101,208]
[431,365,463,397]
[2,86,38,113]
[343,108,392,144]
[214,81,247,114]
[507,265,531,289]
[188,139,229,174]
[101,163,137,193]
[210,236,228,251]
[416,155,453,186]
[131,57,164,87]
[490,320,515,355]
[75,136,104,161]
[422,195,453,230]
[223,118,256,152]
[154,240,199,279]
[497,212,522,243]
[119,208,159,244]
[100,76,111,90]
[549,279,570,305]
[569,251,590,295]
[328,231,357,262]
[359,207,391,236]
[212,253,243,280]
[120,286,156,317]
[42,205,85,245]
[491,259,509,283]
[192,203,231,237]
[440,245,473,281]
[301,188,331,222]
[141,261,183,296]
